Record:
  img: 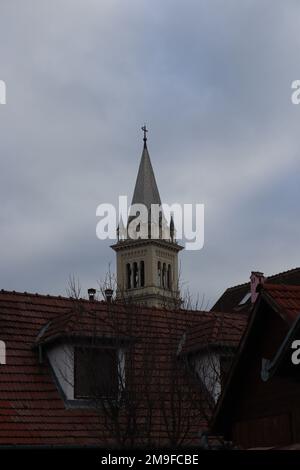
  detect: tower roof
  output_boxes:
[131,136,161,210]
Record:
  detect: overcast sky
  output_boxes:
[0,0,300,307]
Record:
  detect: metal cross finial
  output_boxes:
[141,124,148,144]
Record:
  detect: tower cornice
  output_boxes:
[111,238,184,253]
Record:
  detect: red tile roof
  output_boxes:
[262,283,300,325]
[0,289,230,447]
[180,312,247,355]
[34,303,129,346]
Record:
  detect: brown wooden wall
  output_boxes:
[222,301,300,448]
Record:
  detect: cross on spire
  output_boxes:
[141,125,148,147]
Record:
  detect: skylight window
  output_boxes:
[238,292,251,306]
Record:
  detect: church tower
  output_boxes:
[111,127,183,308]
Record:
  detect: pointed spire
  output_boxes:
[170,215,175,242]
[131,126,161,210]
[117,218,127,241]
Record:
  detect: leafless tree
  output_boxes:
[58,274,236,449]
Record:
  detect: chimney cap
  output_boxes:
[104,288,114,303]
[251,271,264,277]
[87,288,96,301]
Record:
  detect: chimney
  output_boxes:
[250,271,265,303]
[104,288,113,303]
[87,288,96,301]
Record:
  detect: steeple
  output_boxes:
[131,126,161,210]
[111,128,183,309]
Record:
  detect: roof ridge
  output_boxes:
[225,267,300,292]
[263,283,300,291]
[0,289,105,304]
[267,266,300,280]
[225,282,250,292]
[0,290,236,317]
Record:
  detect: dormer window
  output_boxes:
[74,347,119,399]
[36,311,128,405]
[193,351,234,403]
[44,340,125,404]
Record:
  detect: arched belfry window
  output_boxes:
[167,264,172,290]
[140,261,145,287]
[157,261,161,287]
[126,263,132,289]
[133,262,139,288]
[162,263,166,289]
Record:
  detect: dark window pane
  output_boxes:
[140,261,145,287]
[162,263,166,288]
[167,264,172,289]
[126,263,131,289]
[133,262,138,288]
[157,261,161,287]
[74,347,118,399]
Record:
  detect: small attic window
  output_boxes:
[74,347,119,399]
[238,292,251,306]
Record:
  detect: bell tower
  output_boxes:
[111,127,183,308]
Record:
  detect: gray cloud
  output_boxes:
[0,0,300,306]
